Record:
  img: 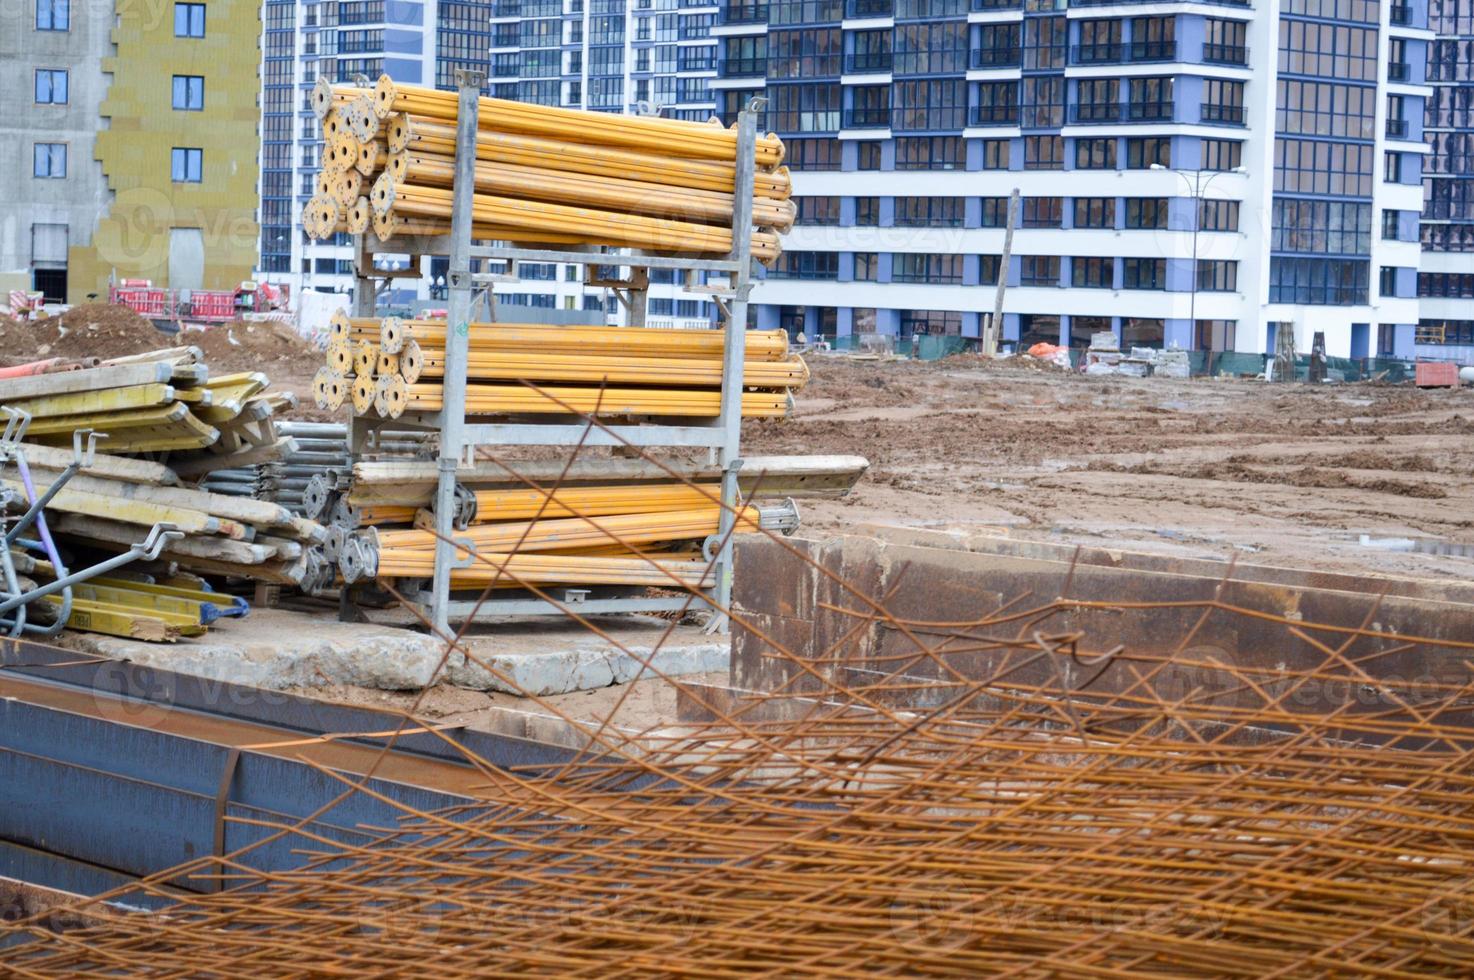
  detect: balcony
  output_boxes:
[845,0,892,16]
[1386,118,1409,139]
[1128,39,1176,62]
[1388,62,1409,82]
[722,2,769,23]
[725,56,767,76]
[1202,43,1248,66]
[1389,3,1411,25]
[844,50,892,72]
[1200,103,1245,125]
[1070,102,1123,123]
[843,107,890,128]
[1071,42,1123,64]
[1127,101,1173,121]
[969,103,1020,126]
[970,0,1023,9]
[970,47,1021,69]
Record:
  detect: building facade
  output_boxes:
[58,0,262,302]
[716,0,1451,359]
[1419,0,1474,361]
[2,0,115,302]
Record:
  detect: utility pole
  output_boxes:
[984,187,1019,356]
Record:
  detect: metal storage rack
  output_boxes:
[343,72,764,634]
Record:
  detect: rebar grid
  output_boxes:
[3,409,1474,977]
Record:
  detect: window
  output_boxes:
[37,0,69,30]
[853,252,879,281]
[1274,139,1373,197]
[979,254,1001,286]
[1379,265,1398,297]
[1074,198,1115,229]
[1381,209,1403,241]
[980,197,1011,228]
[892,79,966,131]
[1130,15,1174,61]
[1128,76,1173,121]
[894,197,965,227]
[1123,318,1165,349]
[1018,314,1061,347]
[1074,78,1120,122]
[895,137,964,171]
[1197,260,1238,292]
[1199,200,1239,232]
[1418,273,1474,298]
[900,310,963,337]
[33,143,66,179]
[855,197,879,226]
[171,147,203,183]
[797,196,841,225]
[787,138,842,171]
[980,139,1010,170]
[1072,316,1112,348]
[1126,137,1170,170]
[1277,20,1377,82]
[1123,258,1165,290]
[1384,151,1402,183]
[172,75,205,111]
[847,28,890,73]
[1023,15,1066,70]
[1021,256,1060,287]
[1195,319,1237,352]
[1201,139,1242,172]
[1268,257,1369,305]
[893,21,968,75]
[1072,257,1113,288]
[892,253,964,284]
[1275,80,1375,139]
[1075,138,1117,170]
[770,251,838,279]
[767,27,841,79]
[971,81,1019,126]
[1022,197,1063,228]
[1417,321,1474,346]
[769,82,840,133]
[1024,136,1063,171]
[175,2,206,37]
[1125,198,1168,230]
[1021,75,1064,127]
[857,142,882,171]
[1204,19,1247,65]
[1076,19,1122,63]
[1201,79,1246,125]
[1271,199,1371,255]
[35,69,67,105]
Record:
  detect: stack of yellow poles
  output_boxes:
[320,317,806,422]
[303,75,791,263]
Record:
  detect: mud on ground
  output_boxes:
[744,354,1474,582]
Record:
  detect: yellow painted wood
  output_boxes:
[0,384,176,419]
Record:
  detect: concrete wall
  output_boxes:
[68,0,263,301]
[0,1,113,294]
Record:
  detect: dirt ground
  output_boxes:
[744,353,1474,583]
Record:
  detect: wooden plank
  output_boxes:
[51,514,277,564]
[171,437,296,478]
[0,384,177,419]
[2,478,228,537]
[100,346,201,367]
[48,471,296,530]
[10,443,180,486]
[0,362,172,402]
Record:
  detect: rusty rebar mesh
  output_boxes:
[4,403,1474,977]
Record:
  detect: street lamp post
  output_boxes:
[1151,163,1246,350]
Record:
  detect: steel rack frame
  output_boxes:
[342,71,763,634]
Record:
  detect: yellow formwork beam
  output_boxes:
[463,483,724,523]
[41,595,203,642]
[0,384,177,419]
[398,345,809,388]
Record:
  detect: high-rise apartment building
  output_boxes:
[717,0,1448,359]
[4,0,259,305]
[1419,0,1474,358]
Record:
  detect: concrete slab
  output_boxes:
[57,607,730,696]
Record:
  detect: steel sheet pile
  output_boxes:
[4,540,1474,974]
[302,75,793,260]
[0,349,327,639]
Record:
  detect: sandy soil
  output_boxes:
[743,354,1474,583]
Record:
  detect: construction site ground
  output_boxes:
[17,316,1474,734]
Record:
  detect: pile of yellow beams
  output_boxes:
[20,560,250,642]
[313,312,806,421]
[0,347,296,464]
[303,75,792,263]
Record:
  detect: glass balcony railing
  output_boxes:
[1127,39,1176,62]
[1070,102,1123,123]
[1127,101,1173,121]
[969,103,1020,126]
[844,50,892,72]
[722,2,769,23]
[1387,62,1409,81]
[1389,3,1411,25]
[724,57,767,76]
[970,47,1021,68]
[843,107,890,127]
[970,0,1022,9]
[1202,43,1248,65]
[1201,103,1246,125]
[845,0,893,16]
[1071,42,1122,64]
[1386,118,1409,138]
